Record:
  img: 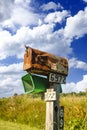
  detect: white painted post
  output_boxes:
[45,89,56,130]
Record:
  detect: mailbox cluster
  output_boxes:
[22,46,68,94]
[22,46,69,130]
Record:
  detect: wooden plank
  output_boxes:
[45,89,56,130]
[46,101,54,130]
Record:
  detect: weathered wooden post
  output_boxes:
[47,73,66,130]
[53,83,60,130]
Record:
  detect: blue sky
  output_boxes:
[0,0,87,97]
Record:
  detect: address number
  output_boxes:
[45,91,56,101]
[49,73,66,84]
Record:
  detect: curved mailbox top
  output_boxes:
[23,47,68,76]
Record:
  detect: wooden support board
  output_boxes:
[45,89,56,130]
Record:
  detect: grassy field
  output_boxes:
[0,119,44,130]
[60,94,87,130]
[0,93,87,130]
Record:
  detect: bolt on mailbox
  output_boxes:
[23,46,68,76]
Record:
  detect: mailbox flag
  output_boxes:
[22,73,62,94]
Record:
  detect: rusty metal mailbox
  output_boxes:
[23,47,68,76]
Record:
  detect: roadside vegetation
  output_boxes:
[0,92,87,130]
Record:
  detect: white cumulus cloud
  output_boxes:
[0,62,23,74]
[62,75,87,93]
[64,7,87,39]
[0,23,72,60]
[83,0,87,2]
[0,0,14,22]
[0,62,25,98]
[0,0,40,30]
[69,58,87,70]
[44,10,70,24]
[40,1,63,11]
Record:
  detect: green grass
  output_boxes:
[0,119,44,130]
[60,94,87,130]
[0,93,87,130]
[0,94,46,129]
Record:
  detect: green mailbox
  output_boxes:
[22,73,48,94]
[22,73,62,94]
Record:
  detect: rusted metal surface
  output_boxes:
[23,46,68,76]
